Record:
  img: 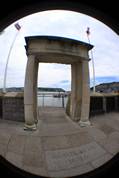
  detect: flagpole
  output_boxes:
[3,25,20,93]
[86,27,96,93]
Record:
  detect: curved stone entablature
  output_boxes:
[24,35,93,130]
[25,36,93,64]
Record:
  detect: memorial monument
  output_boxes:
[24,36,93,130]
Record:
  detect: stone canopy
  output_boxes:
[25,36,93,64]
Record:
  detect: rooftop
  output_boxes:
[25,35,93,50]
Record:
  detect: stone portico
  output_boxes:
[24,36,93,130]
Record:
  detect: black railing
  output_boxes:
[89,96,104,116]
[89,95,119,116]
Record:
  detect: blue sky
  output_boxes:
[0,10,119,90]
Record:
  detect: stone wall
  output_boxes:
[66,93,119,117]
[2,92,24,122]
[0,93,3,118]
[0,92,119,122]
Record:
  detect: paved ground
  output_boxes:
[0,107,119,177]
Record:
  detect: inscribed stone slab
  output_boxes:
[49,164,93,177]
[45,142,106,171]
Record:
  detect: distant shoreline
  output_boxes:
[1,81,119,93]
[0,87,66,93]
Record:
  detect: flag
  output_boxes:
[86,27,90,36]
[14,23,21,31]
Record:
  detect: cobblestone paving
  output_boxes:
[0,107,119,177]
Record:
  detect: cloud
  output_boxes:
[38,63,71,88]
[0,10,119,89]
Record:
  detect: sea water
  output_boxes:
[37,92,68,107]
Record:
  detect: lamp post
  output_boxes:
[86,27,96,93]
[3,23,21,93]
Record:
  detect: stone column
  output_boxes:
[71,62,82,121]
[34,59,39,124]
[79,61,91,126]
[24,55,39,130]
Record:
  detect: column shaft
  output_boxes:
[71,61,90,126]
[71,62,82,121]
[24,55,39,130]
[79,61,91,126]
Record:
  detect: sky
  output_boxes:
[0,10,119,91]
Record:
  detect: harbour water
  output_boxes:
[37,92,68,107]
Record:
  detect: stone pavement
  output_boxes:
[0,107,119,177]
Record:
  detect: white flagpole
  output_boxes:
[86,27,96,93]
[3,25,20,93]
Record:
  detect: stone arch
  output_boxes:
[24,36,93,130]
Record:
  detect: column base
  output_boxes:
[79,120,91,127]
[24,123,37,131]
